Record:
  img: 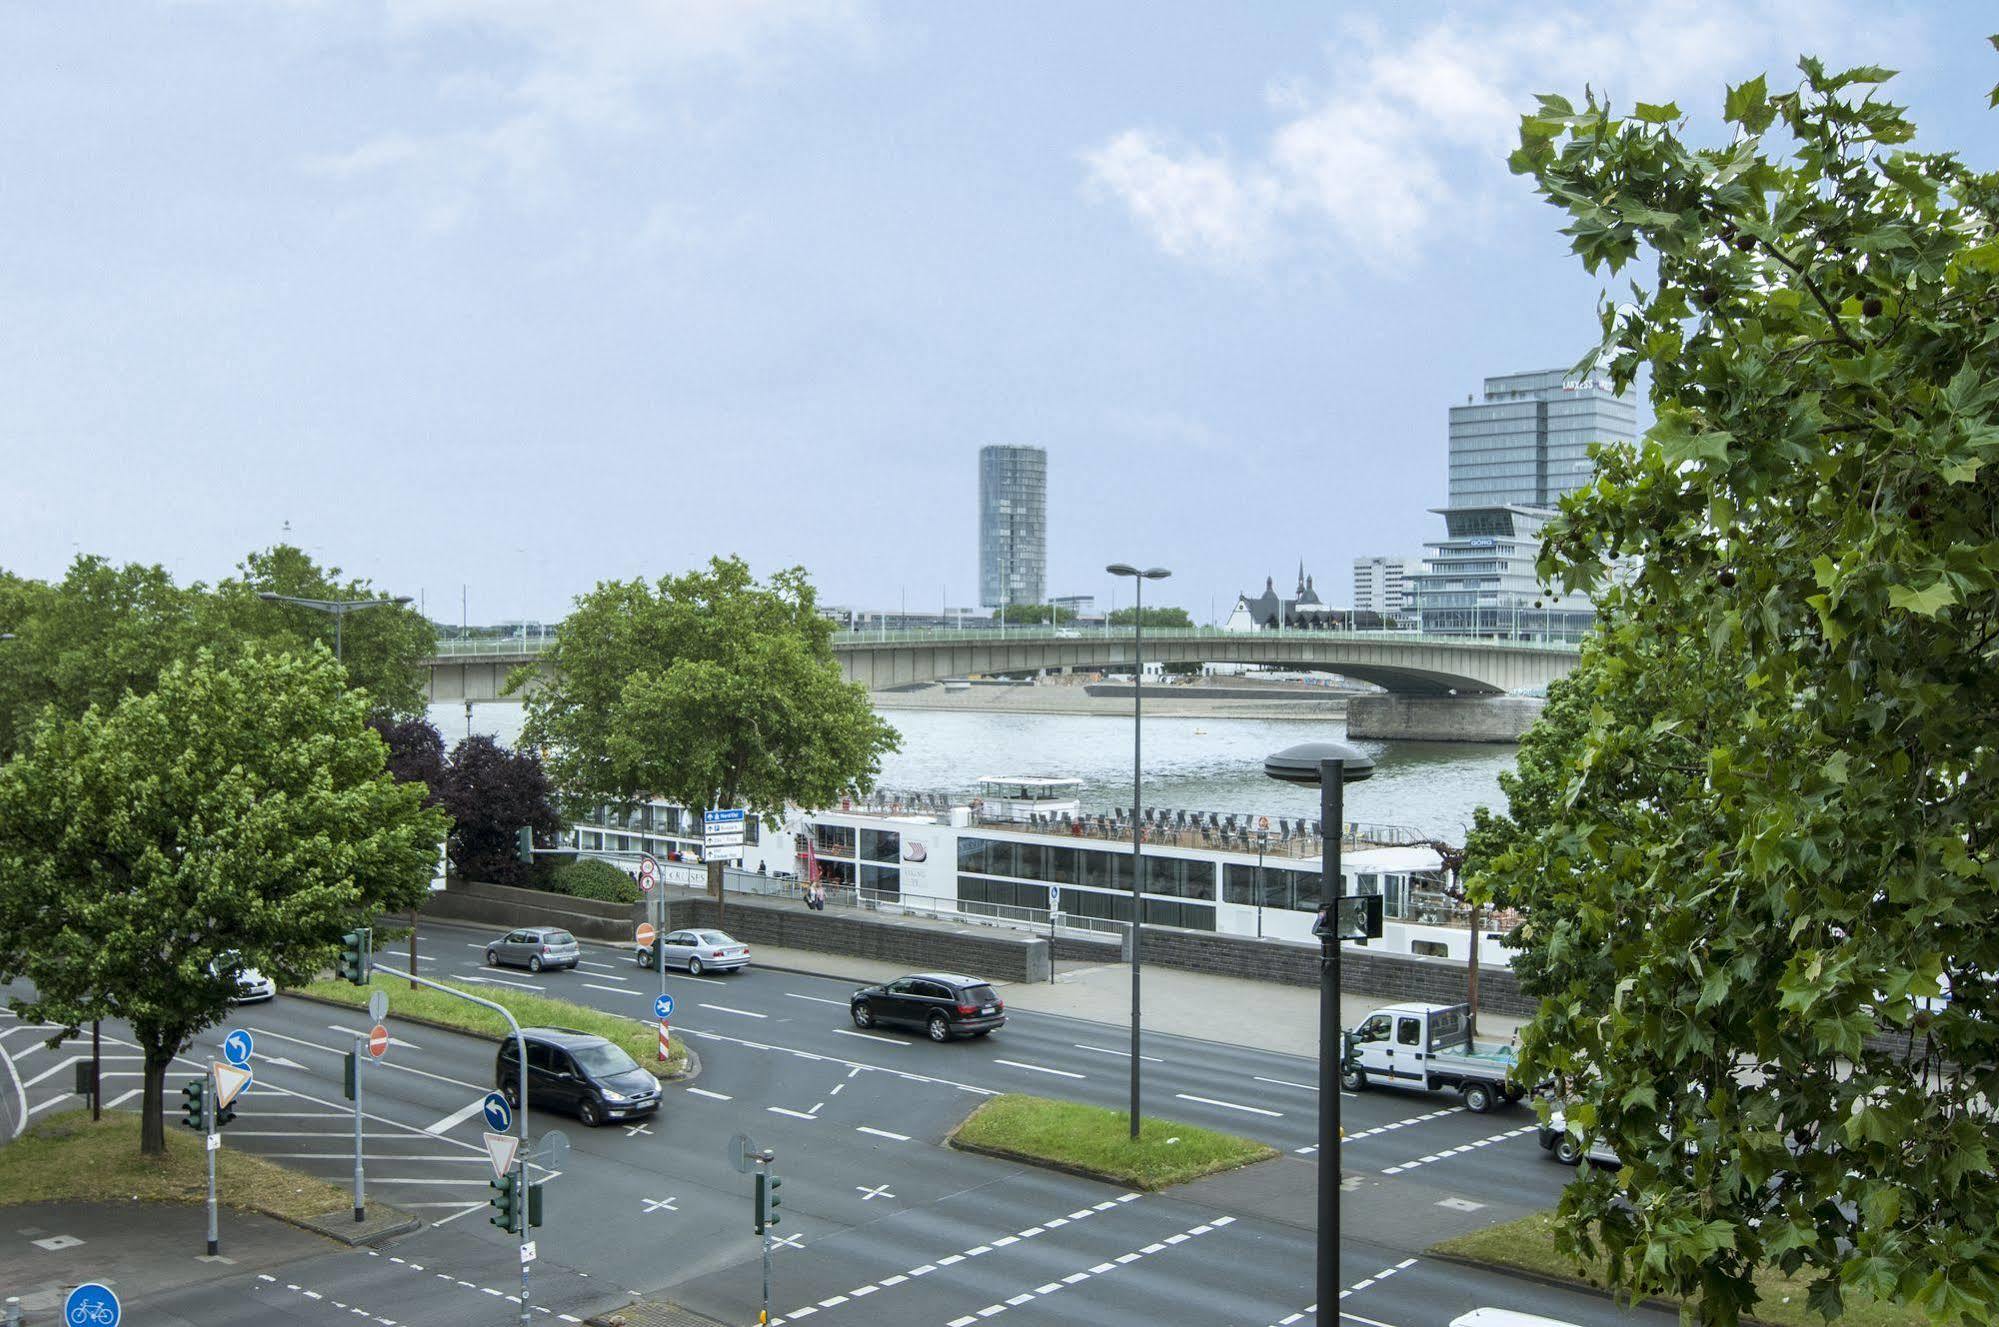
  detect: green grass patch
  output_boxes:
[0,1108,370,1224]
[950,1093,1275,1190]
[1433,1212,1943,1327]
[300,973,689,1078]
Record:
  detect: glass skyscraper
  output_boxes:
[978,445,1046,610]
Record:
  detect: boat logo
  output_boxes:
[902,841,927,863]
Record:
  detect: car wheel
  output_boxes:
[852,1002,874,1029]
[688,956,704,976]
[637,947,653,969]
[577,1096,603,1128]
[1464,1082,1495,1114]
[928,1013,951,1043]
[528,956,543,974]
[501,1080,520,1109]
[486,949,499,967]
[1341,1066,1367,1091]
[1554,1137,1584,1167]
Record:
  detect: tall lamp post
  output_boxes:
[1264,741,1375,1325]
[256,592,413,663]
[1107,562,1170,1139]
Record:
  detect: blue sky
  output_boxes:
[3,1,1993,624]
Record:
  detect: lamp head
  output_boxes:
[1263,741,1375,785]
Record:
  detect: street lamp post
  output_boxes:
[256,592,413,663]
[1264,741,1375,1326]
[1107,562,1170,1140]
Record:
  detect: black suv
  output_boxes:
[495,1027,660,1128]
[850,973,1005,1042]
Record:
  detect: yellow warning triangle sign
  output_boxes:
[212,1061,253,1109]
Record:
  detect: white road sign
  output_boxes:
[212,1062,253,1109]
[484,1130,521,1183]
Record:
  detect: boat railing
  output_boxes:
[855,887,1129,942]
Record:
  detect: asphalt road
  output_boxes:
[1,922,1678,1327]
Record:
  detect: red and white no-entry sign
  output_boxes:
[636,922,656,948]
[368,1024,389,1058]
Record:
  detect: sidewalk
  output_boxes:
[736,939,1530,1061]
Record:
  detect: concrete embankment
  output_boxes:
[870,683,1349,721]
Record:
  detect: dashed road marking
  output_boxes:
[786,993,849,1007]
[1381,1125,1539,1174]
[686,1087,733,1102]
[1296,1105,1465,1154]
[1253,1075,1317,1091]
[681,1026,993,1095]
[992,1058,1085,1080]
[1072,1043,1161,1062]
[1175,1092,1281,1117]
[857,1126,909,1141]
[1340,1257,1419,1299]
[941,1214,1236,1325]
[700,1003,768,1019]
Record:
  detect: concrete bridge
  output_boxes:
[422,628,1580,741]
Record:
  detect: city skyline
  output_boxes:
[2,3,1989,624]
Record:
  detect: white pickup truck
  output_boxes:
[1342,1001,1525,1113]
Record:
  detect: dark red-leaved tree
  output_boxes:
[440,736,563,886]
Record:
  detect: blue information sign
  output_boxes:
[703,809,745,825]
[65,1283,121,1327]
[654,993,675,1020]
[223,1029,254,1067]
[482,1090,512,1133]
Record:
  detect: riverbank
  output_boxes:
[872,683,1349,721]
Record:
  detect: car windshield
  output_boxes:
[698,932,734,947]
[964,985,999,1005]
[571,1042,639,1077]
[546,931,575,946]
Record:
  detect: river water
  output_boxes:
[429,703,1517,842]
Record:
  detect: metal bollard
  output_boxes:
[5,1293,22,1325]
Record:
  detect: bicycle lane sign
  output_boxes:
[66,1283,121,1326]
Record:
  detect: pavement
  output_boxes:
[0,920,1647,1327]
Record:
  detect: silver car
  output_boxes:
[485,927,580,973]
[635,928,750,976]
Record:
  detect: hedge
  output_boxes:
[538,857,641,904]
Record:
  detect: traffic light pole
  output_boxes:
[352,1035,367,1222]
[755,1150,777,1325]
[205,1061,219,1256]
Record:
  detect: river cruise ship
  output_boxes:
[566,775,1515,967]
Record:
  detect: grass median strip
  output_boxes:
[1432,1212,1940,1327]
[0,1108,375,1225]
[949,1093,1275,1190]
[299,974,690,1078]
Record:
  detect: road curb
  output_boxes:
[947,1135,1148,1189]
[281,989,701,1083]
[1423,1250,1782,1326]
[280,1206,422,1247]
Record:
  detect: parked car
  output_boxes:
[1536,1105,1620,1167]
[634,929,750,975]
[850,973,1005,1041]
[1342,1001,1525,1112]
[212,953,275,1004]
[494,1027,659,1128]
[485,927,580,973]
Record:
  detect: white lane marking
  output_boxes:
[1253,1075,1317,1091]
[1072,1044,1162,1063]
[993,1059,1085,1080]
[20,1055,84,1090]
[104,1088,140,1110]
[1327,1106,1465,1151]
[679,1026,993,1095]
[244,1027,478,1091]
[1381,1125,1539,1174]
[786,993,848,1007]
[457,974,546,991]
[951,1216,1236,1323]
[831,1028,903,1046]
[583,984,633,996]
[1175,1092,1282,1118]
[254,1081,488,1156]
[320,1025,420,1050]
[699,1003,767,1019]
[0,1037,22,1139]
[768,1107,818,1121]
[424,1098,489,1136]
[1339,1257,1419,1300]
[577,962,623,975]
[857,1126,909,1141]
[686,1087,733,1101]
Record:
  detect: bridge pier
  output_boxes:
[1345,694,1544,743]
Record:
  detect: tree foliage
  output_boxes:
[370,716,447,806]
[1108,605,1193,627]
[0,648,447,1155]
[996,603,1077,625]
[517,556,899,826]
[1467,53,1999,1324]
[438,735,562,886]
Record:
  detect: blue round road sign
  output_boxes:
[223,1029,254,1067]
[482,1090,512,1133]
[65,1283,121,1327]
[654,993,675,1020]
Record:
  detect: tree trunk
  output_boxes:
[139,1039,175,1156]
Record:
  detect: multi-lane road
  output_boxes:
[2,920,1675,1326]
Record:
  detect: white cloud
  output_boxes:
[1084,0,1919,271]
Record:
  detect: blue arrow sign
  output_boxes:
[483,1090,512,1134]
[65,1283,121,1327]
[654,993,675,1020]
[223,1029,254,1067]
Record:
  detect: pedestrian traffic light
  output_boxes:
[180,1078,207,1130]
[338,927,372,986]
[527,1180,544,1229]
[489,1172,520,1233]
[343,1049,357,1101]
[515,826,534,864]
[216,1095,237,1128]
[755,1172,783,1233]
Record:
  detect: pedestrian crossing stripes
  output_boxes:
[1380,1124,1540,1174]
[941,1215,1238,1326]
[1294,1105,1465,1155]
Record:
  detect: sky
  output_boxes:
[2,1,1994,625]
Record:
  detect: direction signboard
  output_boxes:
[482,1091,512,1133]
[65,1283,120,1327]
[654,993,675,1020]
[368,1024,390,1058]
[223,1029,254,1067]
[213,1061,253,1109]
[484,1130,521,1183]
[703,808,746,850]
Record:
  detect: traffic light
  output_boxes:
[515,826,534,864]
[754,1172,783,1233]
[338,927,372,986]
[344,1050,357,1101]
[489,1172,520,1233]
[180,1078,207,1131]
[527,1181,544,1229]
[216,1096,237,1129]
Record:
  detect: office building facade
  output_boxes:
[978,445,1047,609]
[1352,557,1415,619]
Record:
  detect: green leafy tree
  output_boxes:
[516,557,900,903]
[1468,52,1999,1324]
[995,603,1076,625]
[1108,605,1192,627]
[0,647,448,1155]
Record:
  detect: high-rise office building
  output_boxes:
[1412,369,1636,639]
[1447,368,1637,508]
[978,445,1047,610]
[1352,557,1416,618]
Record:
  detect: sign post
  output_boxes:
[352,1031,367,1221]
[655,993,674,1064]
[1047,886,1061,984]
[204,1059,220,1255]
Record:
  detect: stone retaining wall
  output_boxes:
[672,896,1049,984]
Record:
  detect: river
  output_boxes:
[428,703,1517,842]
